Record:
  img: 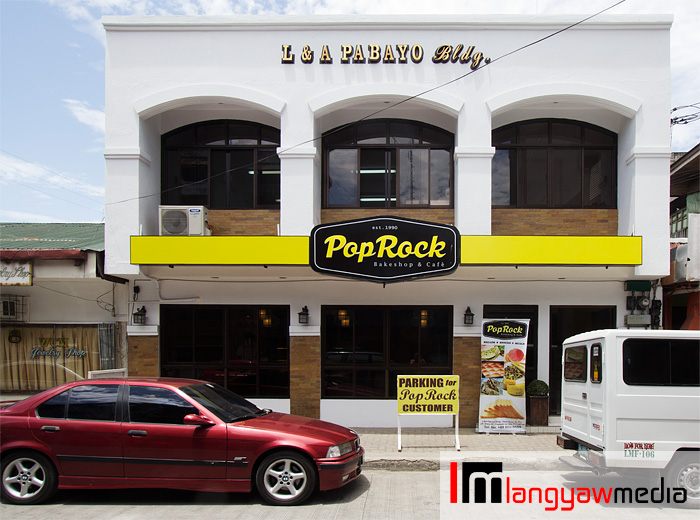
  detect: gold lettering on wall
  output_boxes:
[281,44,490,68]
[320,45,333,64]
[281,44,295,64]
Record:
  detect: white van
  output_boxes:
[558,329,700,505]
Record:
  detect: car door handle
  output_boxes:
[127,430,148,437]
[41,425,60,432]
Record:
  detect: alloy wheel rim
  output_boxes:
[263,458,307,500]
[3,458,46,499]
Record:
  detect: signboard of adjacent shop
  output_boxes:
[1,261,32,286]
[310,216,460,283]
[396,374,460,451]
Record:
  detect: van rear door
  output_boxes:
[561,343,589,443]
[585,342,605,447]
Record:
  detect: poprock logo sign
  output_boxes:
[309,216,459,283]
[446,460,688,512]
[482,320,528,339]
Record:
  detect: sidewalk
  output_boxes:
[356,427,569,471]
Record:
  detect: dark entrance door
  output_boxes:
[549,306,616,414]
[483,305,538,387]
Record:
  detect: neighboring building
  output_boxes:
[0,223,129,394]
[103,14,673,426]
[664,143,700,330]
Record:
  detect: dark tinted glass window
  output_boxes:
[492,119,616,209]
[161,305,290,398]
[66,385,119,421]
[128,386,199,424]
[552,149,582,207]
[324,119,453,208]
[322,306,452,398]
[623,339,699,386]
[492,149,516,206]
[36,389,70,418]
[162,120,280,209]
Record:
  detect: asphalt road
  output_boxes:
[1,468,697,520]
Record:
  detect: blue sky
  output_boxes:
[1,0,698,223]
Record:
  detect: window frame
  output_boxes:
[322,119,454,209]
[160,305,290,398]
[491,119,617,209]
[127,385,200,425]
[161,120,281,210]
[321,305,453,399]
[563,345,588,383]
[622,338,699,387]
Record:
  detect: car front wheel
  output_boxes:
[1,451,57,505]
[255,451,316,506]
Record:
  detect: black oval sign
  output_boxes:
[310,216,460,283]
[482,320,529,339]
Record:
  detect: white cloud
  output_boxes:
[41,0,700,151]
[0,209,67,223]
[0,151,105,198]
[62,99,106,135]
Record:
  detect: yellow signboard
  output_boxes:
[397,375,459,415]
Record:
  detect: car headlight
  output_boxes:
[326,441,354,458]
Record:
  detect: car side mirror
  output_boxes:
[183,414,215,427]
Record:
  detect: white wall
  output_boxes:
[104,14,673,279]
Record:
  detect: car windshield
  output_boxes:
[181,383,268,423]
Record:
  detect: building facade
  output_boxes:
[0,224,128,395]
[104,15,672,427]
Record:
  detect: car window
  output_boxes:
[182,382,261,422]
[66,385,119,421]
[623,338,699,386]
[128,386,199,424]
[36,389,70,418]
[563,345,587,382]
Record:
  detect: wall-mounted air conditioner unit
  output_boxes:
[159,206,211,236]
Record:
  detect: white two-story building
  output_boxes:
[103,14,672,427]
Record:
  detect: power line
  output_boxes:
[1,148,105,203]
[671,103,700,125]
[7,178,105,218]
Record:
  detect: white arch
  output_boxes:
[486,83,642,119]
[133,84,286,119]
[308,83,464,118]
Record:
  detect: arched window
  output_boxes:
[162,120,280,209]
[492,119,617,208]
[323,120,454,208]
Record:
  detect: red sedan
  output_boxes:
[0,378,363,506]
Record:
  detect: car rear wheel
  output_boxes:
[665,453,700,509]
[1,451,57,505]
[255,451,316,506]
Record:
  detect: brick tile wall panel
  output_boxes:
[290,336,321,419]
[322,208,454,225]
[208,210,280,236]
[453,336,481,427]
[492,209,617,236]
[127,335,159,377]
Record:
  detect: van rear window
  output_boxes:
[564,346,587,382]
[623,339,699,386]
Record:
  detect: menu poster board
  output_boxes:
[478,319,530,433]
